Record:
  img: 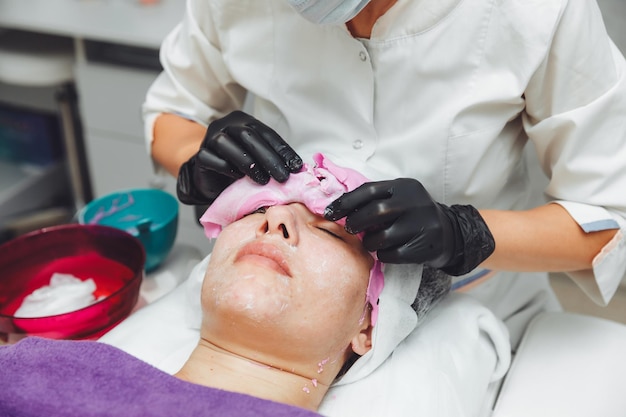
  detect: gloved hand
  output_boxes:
[324,178,495,276]
[177,111,303,205]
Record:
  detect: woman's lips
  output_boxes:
[235,241,292,277]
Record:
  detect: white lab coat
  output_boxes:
[143,0,626,346]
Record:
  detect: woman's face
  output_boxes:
[201,203,373,370]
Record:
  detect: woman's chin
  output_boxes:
[208,283,291,323]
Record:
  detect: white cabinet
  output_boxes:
[75,42,212,256]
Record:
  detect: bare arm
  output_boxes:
[480,203,617,273]
[152,113,207,177]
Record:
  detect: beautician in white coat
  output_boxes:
[144,0,626,347]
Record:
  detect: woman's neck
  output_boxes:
[174,338,333,411]
[346,0,398,38]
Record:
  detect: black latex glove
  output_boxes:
[324,178,495,276]
[177,111,303,205]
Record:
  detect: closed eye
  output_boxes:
[245,206,268,216]
[316,227,344,241]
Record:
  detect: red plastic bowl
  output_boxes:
[0,224,145,343]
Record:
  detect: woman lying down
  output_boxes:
[0,154,510,417]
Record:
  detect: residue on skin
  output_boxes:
[204,234,293,322]
[302,378,318,394]
[358,300,370,325]
[317,358,329,374]
[300,233,362,300]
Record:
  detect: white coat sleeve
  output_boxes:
[142,0,247,155]
[522,0,626,305]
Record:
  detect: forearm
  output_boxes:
[152,113,207,177]
[479,203,617,273]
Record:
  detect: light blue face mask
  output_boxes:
[287,0,372,25]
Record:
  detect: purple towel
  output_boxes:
[0,337,321,417]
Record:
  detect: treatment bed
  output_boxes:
[99,244,626,417]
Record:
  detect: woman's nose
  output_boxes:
[255,205,299,244]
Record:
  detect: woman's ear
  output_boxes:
[350,313,373,356]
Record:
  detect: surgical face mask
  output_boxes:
[287,0,372,25]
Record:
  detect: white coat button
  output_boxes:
[352,139,364,149]
[359,51,367,62]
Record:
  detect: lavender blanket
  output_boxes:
[0,337,321,417]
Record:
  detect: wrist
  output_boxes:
[439,204,495,276]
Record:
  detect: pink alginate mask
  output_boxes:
[200,153,384,325]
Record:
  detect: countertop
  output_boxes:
[0,0,185,49]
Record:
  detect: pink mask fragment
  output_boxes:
[199,153,385,325]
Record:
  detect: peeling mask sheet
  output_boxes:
[200,153,384,324]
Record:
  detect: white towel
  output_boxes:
[320,293,511,417]
[336,263,422,385]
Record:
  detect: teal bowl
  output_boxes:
[78,189,178,272]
